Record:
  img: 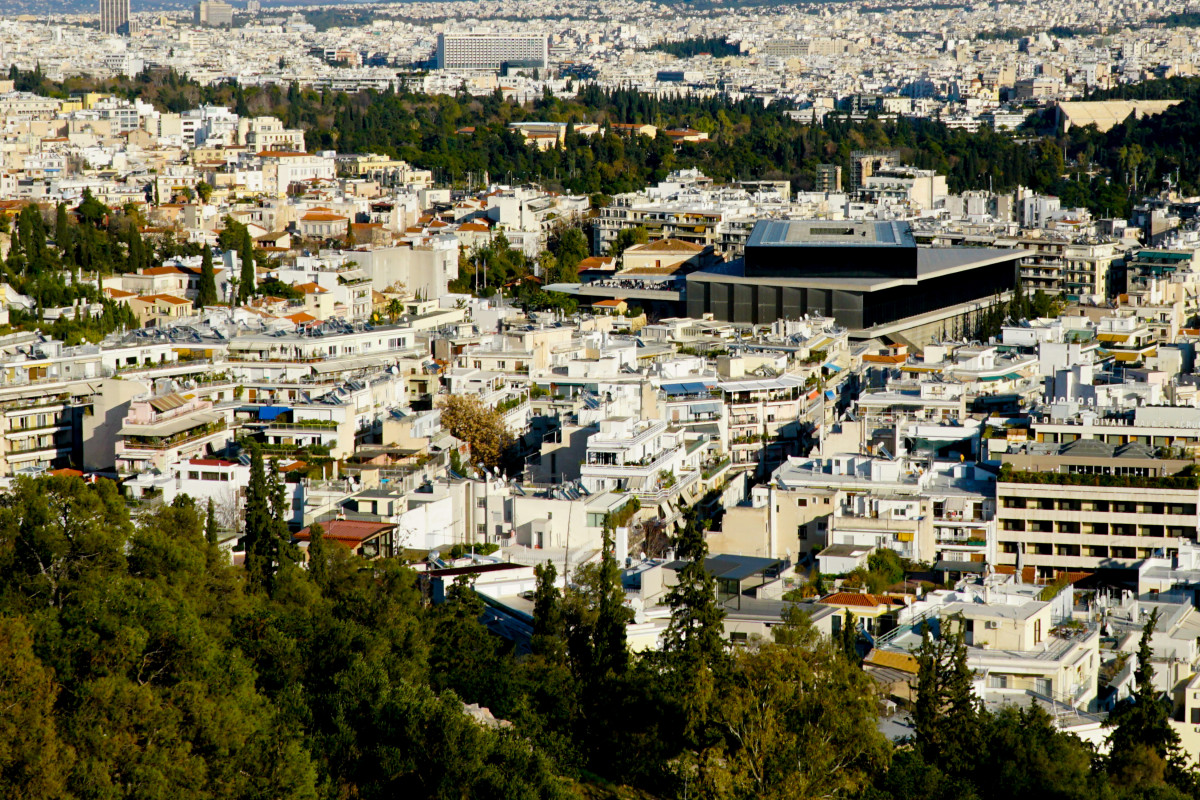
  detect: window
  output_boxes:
[1034,619,1042,645]
[188,471,200,480]
[988,675,1008,689]
[477,498,486,508]
[1192,709,1200,725]
[797,498,808,507]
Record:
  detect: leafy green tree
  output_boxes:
[0,614,74,798]
[703,616,889,799]
[610,226,648,257]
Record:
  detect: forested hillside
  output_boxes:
[0,472,1194,799]
[14,66,1200,215]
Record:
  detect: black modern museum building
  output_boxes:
[685,220,1022,332]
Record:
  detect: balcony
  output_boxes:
[122,419,228,451]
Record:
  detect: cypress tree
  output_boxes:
[532,560,565,661]
[238,231,255,302]
[205,497,218,546]
[242,444,274,592]
[306,521,329,591]
[840,610,860,664]
[55,203,73,266]
[915,615,979,774]
[196,247,218,308]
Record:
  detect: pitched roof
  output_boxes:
[296,519,395,544]
[819,592,902,608]
[627,238,705,253]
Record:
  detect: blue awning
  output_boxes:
[824,363,843,373]
[824,390,836,400]
[662,380,714,397]
[258,405,291,420]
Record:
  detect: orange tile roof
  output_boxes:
[819,592,903,608]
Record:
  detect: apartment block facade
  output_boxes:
[996,478,1199,577]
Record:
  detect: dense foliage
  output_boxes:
[15,67,1200,212]
[646,36,742,59]
[0,475,1195,799]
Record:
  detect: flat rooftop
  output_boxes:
[747,219,916,249]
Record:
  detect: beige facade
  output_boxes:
[996,479,1200,577]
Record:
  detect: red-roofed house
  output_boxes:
[128,293,195,327]
[297,519,398,560]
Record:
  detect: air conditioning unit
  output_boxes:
[986,620,1000,629]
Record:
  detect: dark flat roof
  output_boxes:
[747,219,915,248]
[667,553,786,582]
[689,248,1022,292]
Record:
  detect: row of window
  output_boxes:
[1000,542,1163,560]
[186,471,231,481]
[1001,497,1196,515]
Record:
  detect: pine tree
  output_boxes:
[914,615,979,774]
[196,247,218,308]
[661,507,728,742]
[1106,608,1189,789]
[205,498,218,546]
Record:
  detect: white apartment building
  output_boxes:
[435,32,549,70]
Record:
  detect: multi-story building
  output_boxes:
[995,232,1120,298]
[435,32,548,71]
[996,460,1199,578]
[100,0,131,35]
[115,392,234,476]
[194,0,234,26]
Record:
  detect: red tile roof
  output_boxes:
[296,519,394,543]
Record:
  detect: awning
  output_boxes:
[662,380,714,396]
[824,362,843,373]
[119,412,221,438]
[258,405,291,420]
[824,390,836,400]
[934,560,986,573]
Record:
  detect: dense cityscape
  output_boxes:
[2,0,1200,796]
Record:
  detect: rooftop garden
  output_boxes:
[998,462,1200,490]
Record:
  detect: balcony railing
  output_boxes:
[123,420,228,450]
